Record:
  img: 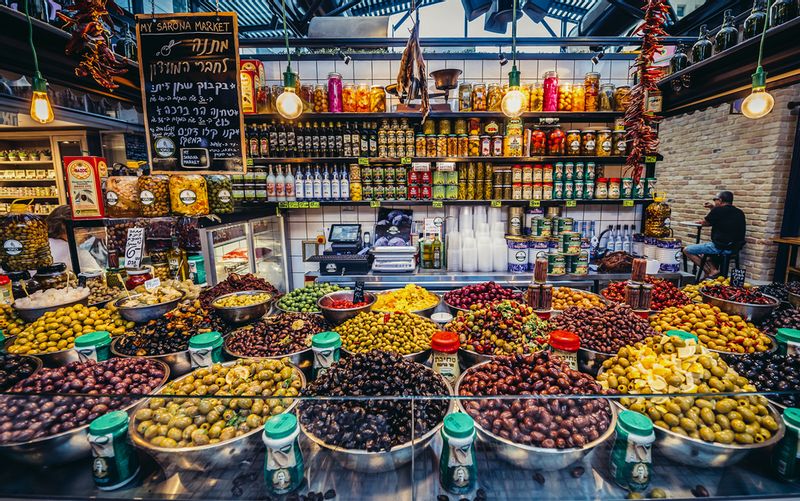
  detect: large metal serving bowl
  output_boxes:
[0,359,170,465]
[610,401,784,468]
[317,290,376,326]
[0,354,43,392]
[372,288,441,318]
[578,347,616,377]
[114,292,184,323]
[710,338,778,358]
[3,338,80,368]
[298,370,454,473]
[341,347,431,365]
[223,335,312,371]
[455,361,617,471]
[129,360,305,471]
[458,347,494,369]
[110,336,194,378]
[788,290,800,309]
[13,291,90,323]
[443,299,470,317]
[699,290,780,323]
[211,290,273,325]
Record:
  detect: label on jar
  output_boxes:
[432,352,460,384]
[76,345,98,363]
[179,189,197,206]
[189,346,215,368]
[585,139,596,152]
[601,139,612,153]
[139,190,155,205]
[568,139,581,153]
[106,191,119,206]
[551,348,578,370]
[217,189,232,204]
[3,239,22,256]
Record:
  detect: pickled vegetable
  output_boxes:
[206,175,234,214]
[0,210,52,271]
[105,176,140,218]
[169,175,209,216]
[138,175,170,217]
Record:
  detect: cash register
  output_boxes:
[308,224,372,275]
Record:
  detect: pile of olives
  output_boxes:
[336,311,434,355]
[277,284,348,313]
[0,354,40,391]
[724,351,800,408]
[133,358,302,448]
[225,313,326,358]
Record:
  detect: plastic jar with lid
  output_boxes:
[32,262,72,290]
[370,85,386,112]
[614,86,631,111]
[599,83,616,111]
[597,130,613,157]
[439,119,452,135]
[608,178,621,199]
[138,175,170,217]
[566,130,582,156]
[105,176,140,217]
[549,330,580,370]
[558,82,573,111]
[458,83,472,111]
[313,84,328,112]
[542,71,559,111]
[124,267,152,290]
[584,72,600,111]
[431,331,460,385]
[487,83,502,111]
[609,410,655,492]
[542,164,554,183]
[169,175,209,216]
[581,130,597,155]
[342,83,356,112]
[530,82,544,111]
[547,127,566,155]
[472,84,487,111]
[595,178,609,199]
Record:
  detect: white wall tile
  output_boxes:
[264,61,282,81]
[555,60,576,82]
[464,60,483,80]
[335,60,354,80]
[341,208,358,222]
[289,239,304,256]
[288,220,307,238]
[445,59,465,74]
[305,209,323,223]
[610,60,632,81]
[291,272,306,289]
[538,60,557,76]
[316,60,336,80]
[372,60,391,83]
[482,60,502,81]
[298,61,318,83]
[353,61,373,81]
[427,60,446,75]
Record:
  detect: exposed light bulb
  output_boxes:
[276,88,303,120]
[501,87,525,118]
[30,75,54,124]
[741,88,774,119]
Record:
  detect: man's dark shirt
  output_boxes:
[705,205,746,249]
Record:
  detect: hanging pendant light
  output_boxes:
[742,0,774,119]
[501,0,525,118]
[276,0,303,120]
[25,0,54,124]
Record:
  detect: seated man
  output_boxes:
[683,190,746,278]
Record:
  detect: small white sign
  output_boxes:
[412,162,431,172]
[436,161,456,172]
[125,228,145,269]
[144,277,161,290]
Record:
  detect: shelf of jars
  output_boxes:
[274,199,651,208]
[244,111,626,121]
[249,156,635,164]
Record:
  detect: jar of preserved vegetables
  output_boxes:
[32,262,73,290]
[530,82,544,111]
[715,9,739,53]
[415,134,426,155]
[581,130,597,155]
[458,83,472,111]
[769,0,797,26]
[487,83,502,111]
[454,119,467,135]
[530,127,546,155]
[472,84,487,111]
[125,267,152,290]
[644,196,672,237]
[584,72,600,111]
[599,83,615,111]
[614,86,631,111]
[313,84,328,112]
[670,45,690,73]
[691,25,713,63]
[571,84,585,112]
[426,136,437,157]
[343,83,356,112]
[370,85,386,112]
[137,175,170,217]
[423,119,437,136]
[613,130,627,156]
[152,262,170,281]
[547,127,566,155]
[447,135,458,156]
[566,130,582,156]
[743,0,767,39]
[468,136,480,156]
[439,119,452,135]
[105,176,140,217]
[542,71,559,111]
[558,82,573,111]
[457,135,469,157]
[436,135,448,157]
[0,204,52,271]
[169,175,209,216]
[206,175,234,214]
[356,84,370,112]
[8,270,35,300]
[520,84,531,111]
[597,130,612,157]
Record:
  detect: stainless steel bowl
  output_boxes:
[317,290,376,326]
[129,360,305,471]
[788,290,800,309]
[372,289,441,318]
[110,336,194,378]
[610,401,785,468]
[223,337,313,371]
[274,302,320,315]
[299,370,454,473]
[455,361,617,471]
[341,347,431,365]
[211,290,273,325]
[3,338,79,368]
[0,359,170,465]
[458,347,494,369]
[443,299,470,317]
[699,290,780,322]
[578,347,615,376]
[710,339,778,358]
[13,292,90,323]
[0,354,43,391]
[114,292,184,323]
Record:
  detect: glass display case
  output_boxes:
[198,222,251,285]
[250,215,288,293]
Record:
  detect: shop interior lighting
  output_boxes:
[276,0,303,120]
[337,49,351,65]
[741,2,774,120]
[500,0,525,118]
[591,49,605,66]
[24,0,54,124]
[498,52,509,66]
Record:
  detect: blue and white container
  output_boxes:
[506,236,529,273]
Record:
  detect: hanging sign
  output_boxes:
[135,12,245,173]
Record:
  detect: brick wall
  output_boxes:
[658,83,800,281]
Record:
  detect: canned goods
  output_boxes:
[574,162,585,180]
[385,184,396,200]
[645,178,657,199]
[634,178,645,199]
[622,177,633,198]
[564,254,577,274]
[548,253,566,275]
[420,185,432,200]
[522,183,532,200]
[507,206,524,235]
[585,180,595,200]
[553,182,564,199]
[547,237,560,254]
[561,231,581,254]
[576,250,589,274]
[491,136,504,156]
[574,179,584,199]
[506,236,529,273]
[528,236,548,272]
[564,182,574,200]
[373,166,384,184]
[564,162,574,182]
[361,165,372,182]
[407,184,418,200]
[585,162,596,181]
[559,217,574,233]
[373,184,385,200]
[554,163,564,182]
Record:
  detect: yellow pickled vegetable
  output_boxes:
[373,284,439,313]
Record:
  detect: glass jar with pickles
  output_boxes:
[447,135,458,157]
[542,71,559,111]
[530,82,544,111]
[558,82,574,111]
[137,174,170,217]
[457,135,469,157]
[597,129,613,157]
[370,85,386,112]
[312,85,328,112]
[343,83,356,112]
[599,83,615,111]
[472,84,487,111]
[436,135,448,157]
[487,83,502,111]
[614,86,631,111]
[581,130,597,155]
[547,127,566,155]
[530,127,546,155]
[439,119,452,135]
[459,83,472,111]
[566,130,581,156]
[572,84,586,112]
[454,119,467,135]
[356,84,370,112]
[327,72,342,112]
[613,130,627,156]
[584,72,600,111]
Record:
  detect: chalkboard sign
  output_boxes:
[730,268,746,288]
[353,281,365,304]
[124,133,148,162]
[135,13,245,173]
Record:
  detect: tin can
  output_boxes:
[585,162,596,181]
[645,178,657,199]
[361,165,373,182]
[564,182,574,200]
[622,177,633,199]
[362,182,374,200]
[584,180,595,200]
[634,178,645,199]
[541,217,552,237]
[575,250,589,274]
[480,136,491,156]
[432,184,445,200]
[524,208,542,235]
[561,231,581,254]
[528,236,548,271]
[507,206,524,235]
[384,166,395,184]
[554,162,564,182]
[553,182,564,199]
[548,253,566,275]
[407,184,418,200]
[574,162,585,180]
[564,162,574,182]
[88,411,139,491]
[506,236,529,273]
[564,254,577,274]
[373,184,385,200]
[574,179,584,199]
[372,165,384,184]
[420,184,432,200]
[559,217,574,233]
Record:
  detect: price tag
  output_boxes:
[288,201,300,209]
[370,200,381,208]
[124,227,145,269]
[298,201,309,208]
[529,200,541,207]
[353,281,365,303]
[144,277,161,291]
[246,158,254,167]
[400,157,412,165]
[308,201,321,209]
[412,162,431,172]
[623,199,634,207]
[490,200,502,208]
[358,157,369,166]
[432,201,444,208]
[645,155,657,163]
[730,268,746,287]
[278,201,289,208]
[436,161,456,172]
[566,200,577,208]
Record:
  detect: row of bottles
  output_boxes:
[596,224,635,255]
[259,164,352,202]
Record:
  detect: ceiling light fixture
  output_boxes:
[275,0,303,120]
[25,0,53,124]
[501,0,524,118]
[741,0,774,119]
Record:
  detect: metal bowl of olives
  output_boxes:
[699,290,780,323]
[0,359,170,465]
[211,290,273,325]
[455,362,617,472]
[114,292,185,324]
[458,347,494,369]
[709,339,778,358]
[443,299,470,317]
[372,289,441,318]
[3,337,81,368]
[577,347,616,377]
[110,336,195,378]
[340,346,431,365]
[788,290,800,309]
[299,374,454,473]
[317,290,377,326]
[0,354,43,392]
[129,360,305,471]
[13,292,90,323]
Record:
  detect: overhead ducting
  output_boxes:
[308,15,390,38]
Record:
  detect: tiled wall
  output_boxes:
[288,203,643,287]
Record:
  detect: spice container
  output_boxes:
[609,410,654,492]
[487,83,502,111]
[431,331,460,385]
[547,127,566,155]
[137,175,170,217]
[311,331,341,379]
[105,176,140,217]
[584,72,600,111]
[169,175,209,216]
[595,178,609,199]
[88,411,139,491]
[542,71,559,111]
[558,82,574,111]
[75,330,112,362]
[262,414,304,496]
[206,175,234,214]
[370,85,386,112]
[439,413,477,495]
[472,83,487,111]
[566,130,581,156]
[458,83,472,111]
[548,329,579,370]
[0,208,52,272]
[614,86,631,111]
[600,83,615,111]
[342,83,356,112]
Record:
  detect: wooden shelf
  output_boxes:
[0,195,58,199]
[244,111,624,122]
[0,179,56,182]
[249,156,632,164]
[0,160,53,165]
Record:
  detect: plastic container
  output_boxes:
[0,207,53,272]
[776,328,800,356]
[88,411,139,490]
[262,414,304,495]
[188,331,223,368]
[439,413,477,495]
[137,175,170,217]
[169,175,209,216]
[206,175,234,214]
[548,330,579,370]
[105,176,140,218]
[311,331,341,379]
[430,331,460,385]
[609,410,654,492]
[74,330,112,362]
[774,407,800,481]
[187,254,206,284]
